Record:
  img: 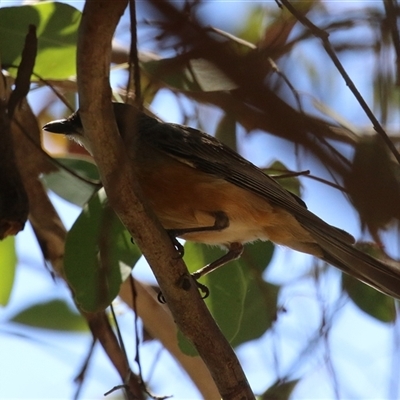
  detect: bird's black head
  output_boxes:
[42,103,157,154]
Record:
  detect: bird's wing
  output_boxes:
[142,119,354,244]
[143,119,400,297]
[306,223,400,298]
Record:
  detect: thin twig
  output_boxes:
[269,168,310,180]
[268,58,304,113]
[6,66,76,111]
[129,276,143,383]
[268,167,348,193]
[110,304,130,365]
[74,339,97,400]
[277,0,400,165]
[127,0,142,107]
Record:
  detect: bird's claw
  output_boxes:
[156,274,210,303]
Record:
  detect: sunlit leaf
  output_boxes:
[10,299,88,332]
[236,5,265,45]
[178,241,277,354]
[0,236,17,306]
[65,189,141,312]
[0,2,81,80]
[261,379,300,400]
[265,160,302,198]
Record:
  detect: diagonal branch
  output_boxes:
[76,1,254,399]
[119,279,221,399]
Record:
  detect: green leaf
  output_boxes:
[0,236,17,306]
[65,189,141,312]
[265,161,302,198]
[261,379,300,400]
[177,330,197,357]
[0,2,81,80]
[41,155,101,206]
[342,274,396,323]
[236,5,265,45]
[215,112,237,151]
[179,241,278,354]
[10,299,88,331]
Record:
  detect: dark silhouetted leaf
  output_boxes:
[345,135,400,235]
[142,56,237,92]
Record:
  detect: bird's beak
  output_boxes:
[42,118,74,134]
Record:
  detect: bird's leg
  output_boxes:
[167,211,229,239]
[168,211,244,279]
[166,211,229,258]
[167,234,185,257]
[188,242,244,299]
[192,242,244,280]
[158,241,244,302]
[158,211,232,301]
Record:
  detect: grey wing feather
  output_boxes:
[307,224,400,298]
[142,119,354,244]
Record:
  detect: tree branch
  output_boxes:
[10,97,144,398]
[119,279,220,399]
[77,1,254,398]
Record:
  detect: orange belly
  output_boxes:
[136,147,321,256]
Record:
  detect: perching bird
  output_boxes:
[43,102,400,299]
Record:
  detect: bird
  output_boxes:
[43,102,400,299]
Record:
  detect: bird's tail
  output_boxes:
[307,226,400,299]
